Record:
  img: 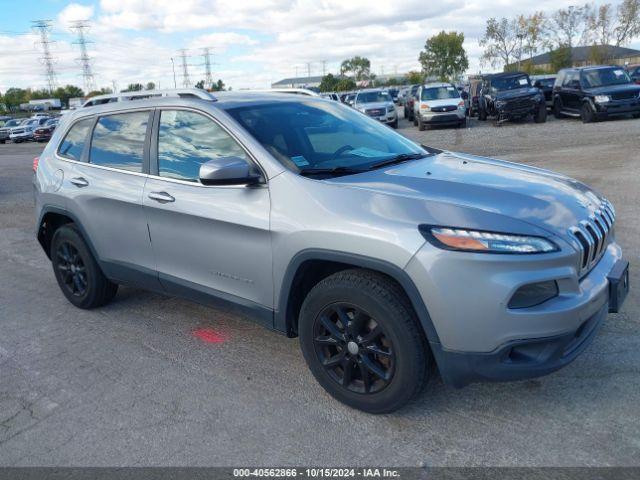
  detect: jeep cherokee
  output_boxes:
[34,89,629,413]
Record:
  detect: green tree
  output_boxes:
[2,88,28,109]
[335,78,356,92]
[480,17,522,68]
[145,81,156,90]
[211,79,226,92]
[123,83,144,92]
[340,56,371,81]
[549,45,573,71]
[86,87,113,98]
[419,31,469,82]
[195,80,205,89]
[405,71,424,85]
[319,74,339,92]
[53,85,85,107]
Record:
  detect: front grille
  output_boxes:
[570,200,616,275]
[504,97,533,112]
[611,91,639,100]
[11,129,25,134]
[431,105,457,112]
[365,108,385,117]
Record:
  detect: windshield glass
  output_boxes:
[581,68,631,88]
[227,100,424,174]
[535,78,555,88]
[356,91,391,104]
[421,86,460,101]
[4,120,20,127]
[492,75,530,91]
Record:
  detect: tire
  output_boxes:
[632,113,640,119]
[0,140,5,144]
[403,106,408,119]
[390,119,398,129]
[299,269,429,414]
[417,116,425,131]
[534,103,547,123]
[478,107,487,121]
[581,102,595,123]
[51,224,118,309]
[553,99,564,119]
[413,115,418,127]
[458,118,467,128]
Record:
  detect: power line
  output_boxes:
[203,47,213,87]
[31,20,57,93]
[70,20,95,93]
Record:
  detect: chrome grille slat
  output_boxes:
[570,200,615,276]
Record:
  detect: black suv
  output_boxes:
[553,66,640,123]
[478,72,547,124]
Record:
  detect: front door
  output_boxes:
[143,109,273,320]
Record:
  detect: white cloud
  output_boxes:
[57,3,95,28]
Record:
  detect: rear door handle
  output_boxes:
[148,191,175,203]
[70,177,89,188]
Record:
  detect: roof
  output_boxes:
[82,88,216,107]
[423,82,454,88]
[483,71,528,79]
[271,75,325,86]
[526,45,640,66]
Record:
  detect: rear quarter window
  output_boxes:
[57,118,94,161]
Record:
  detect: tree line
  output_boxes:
[480,0,640,72]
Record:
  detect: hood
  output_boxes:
[585,83,640,96]
[327,151,605,237]
[495,87,538,100]
[421,98,462,108]
[357,101,393,111]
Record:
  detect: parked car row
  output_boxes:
[0,115,59,144]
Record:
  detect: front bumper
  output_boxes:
[419,109,465,124]
[405,238,626,387]
[594,99,640,117]
[10,132,33,141]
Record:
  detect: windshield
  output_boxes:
[492,75,530,91]
[421,86,460,101]
[356,91,391,104]
[581,68,631,88]
[4,120,20,127]
[227,100,424,175]
[535,78,555,88]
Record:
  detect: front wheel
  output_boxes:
[553,99,564,119]
[51,225,118,309]
[534,103,547,123]
[581,102,595,123]
[390,119,398,129]
[418,116,426,131]
[299,270,429,414]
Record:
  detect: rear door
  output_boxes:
[143,108,273,321]
[57,110,159,287]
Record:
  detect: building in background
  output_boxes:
[512,45,640,72]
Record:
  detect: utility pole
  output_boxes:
[70,20,95,94]
[111,80,118,93]
[306,62,311,78]
[31,20,57,93]
[178,49,191,88]
[170,57,177,88]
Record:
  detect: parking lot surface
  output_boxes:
[1,115,639,466]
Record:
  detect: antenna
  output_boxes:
[31,20,57,93]
[70,20,95,93]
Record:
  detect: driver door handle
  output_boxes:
[148,191,175,203]
[70,177,89,188]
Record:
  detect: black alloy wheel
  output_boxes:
[56,242,88,297]
[313,303,394,394]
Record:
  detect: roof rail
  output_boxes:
[82,88,217,108]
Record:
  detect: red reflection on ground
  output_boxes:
[193,327,228,344]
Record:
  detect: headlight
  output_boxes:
[420,226,559,254]
[495,100,506,109]
[594,95,610,104]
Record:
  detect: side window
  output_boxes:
[562,71,577,87]
[89,111,149,173]
[58,118,93,161]
[157,110,249,182]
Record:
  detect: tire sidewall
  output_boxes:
[299,277,426,413]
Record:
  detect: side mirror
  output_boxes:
[199,156,262,186]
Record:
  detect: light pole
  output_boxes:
[170,57,177,88]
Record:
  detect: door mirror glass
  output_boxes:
[199,156,262,186]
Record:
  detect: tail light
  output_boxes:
[33,156,39,172]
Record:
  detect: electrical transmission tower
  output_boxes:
[31,20,57,93]
[178,49,191,88]
[70,20,95,93]
[203,48,213,88]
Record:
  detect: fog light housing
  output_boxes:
[508,280,559,309]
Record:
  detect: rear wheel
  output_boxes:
[299,269,429,413]
[51,225,118,309]
[581,102,595,123]
[458,118,467,128]
[390,119,398,129]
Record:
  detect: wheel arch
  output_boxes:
[37,206,99,262]
[275,249,441,346]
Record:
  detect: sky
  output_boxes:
[1,0,639,93]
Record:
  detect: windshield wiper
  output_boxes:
[366,152,429,170]
[299,166,366,177]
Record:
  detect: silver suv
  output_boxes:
[34,89,629,413]
[413,83,466,130]
[353,88,398,128]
